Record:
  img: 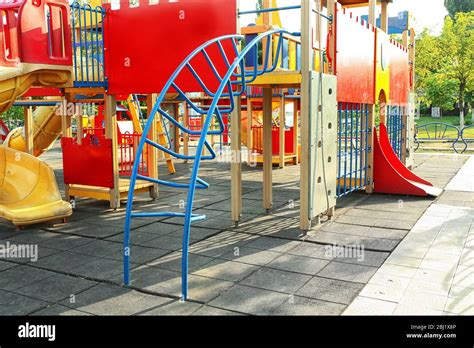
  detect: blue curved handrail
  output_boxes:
[415,122,461,153]
[124,29,294,300]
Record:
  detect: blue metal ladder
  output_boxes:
[124,29,295,300]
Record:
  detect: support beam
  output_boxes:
[76,106,83,145]
[61,97,72,202]
[262,0,273,69]
[380,1,388,32]
[263,87,273,211]
[24,106,34,155]
[247,99,253,163]
[368,0,377,26]
[147,94,159,199]
[231,96,242,224]
[293,99,299,164]
[326,0,336,75]
[300,0,313,230]
[365,105,375,193]
[279,96,285,168]
[173,103,180,155]
[183,102,189,161]
[105,95,120,209]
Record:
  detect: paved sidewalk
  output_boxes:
[344,156,474,315]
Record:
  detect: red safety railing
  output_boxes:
[119,132,149,177]
[252,125,295,155]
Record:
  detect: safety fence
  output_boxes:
[337,102,370,198]
[415,122,474,154]
[386,105,405,159]
[119,132,149,177]
[70,1,106,88]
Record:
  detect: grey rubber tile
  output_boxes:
[15,274,97,303]
[208,284,289,315]
[0,290,49,315]
[240,267,311,294]
[296,276,365,305]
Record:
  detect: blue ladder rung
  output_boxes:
[136,174,209,189]
[144,138,216,160]
[131,212,206,222]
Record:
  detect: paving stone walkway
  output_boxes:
[0,147,471,315]
[344,155,474,315]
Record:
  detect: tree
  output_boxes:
[444,0,474,18]
[415,13,474,125]
[439,12,474,127]
[257,0,263,10]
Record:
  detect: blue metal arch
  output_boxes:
[124,29,296,300]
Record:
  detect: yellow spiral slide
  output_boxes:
[0,64,72,226]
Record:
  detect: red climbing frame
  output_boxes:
[103,0,237,95]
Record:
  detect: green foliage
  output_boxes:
[444,0,474,18]
[0,107,24,121]
[415,12,474,116]
[424,75,458,110]
[257,0,263,11]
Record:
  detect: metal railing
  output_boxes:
[414,122,474,154]
[386,105,405,159]
[337,102,370,197]
[70,1,106,88]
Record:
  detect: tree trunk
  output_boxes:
[459,85,465,129]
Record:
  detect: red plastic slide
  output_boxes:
[373,124,442,197]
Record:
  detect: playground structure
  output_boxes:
[0,0,442,299]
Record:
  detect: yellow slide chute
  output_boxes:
[0,146,72,226]
[0,64,72,226]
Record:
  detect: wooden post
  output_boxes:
[24,106,34,155]
[147,94,159,199]
[246,98,253,163]
[262,0,273,68]
[173,103,180,155]
[365,105,375,193]
[105,95,120,209]
[300,0,313,230]
[381,1,388,32]
[279,96,285,168]
[293,99,299,164]
[183,102,189,161]
[365,0,377,194]
[326,0,336,75]
[76,105,83,145]
[263,87,273,211]
[231,97,242,224]
[61,98,72,201]
[369,0,377,26]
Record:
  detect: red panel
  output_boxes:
[373,125,431,196]
[388,40,409,105]
[23,87,63,97]
[335,6,376,104]
[61,137,114,188]
[19,0,72,66]
[104,0,237,95]
[0,5,22,67]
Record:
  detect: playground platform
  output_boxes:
[0,147,472,315]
